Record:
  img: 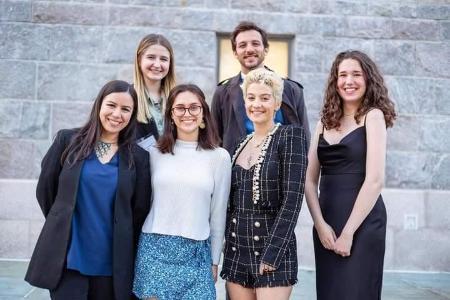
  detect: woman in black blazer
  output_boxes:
[220,69,308,300]
[25,80,151,300]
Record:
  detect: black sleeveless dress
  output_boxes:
[313,125,386,300]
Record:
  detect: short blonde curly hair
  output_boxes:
[242,69,284,105]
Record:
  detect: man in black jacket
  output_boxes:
[211,21,310,154]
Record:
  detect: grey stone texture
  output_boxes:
[0,0,449,271]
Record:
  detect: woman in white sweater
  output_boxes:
[133,84,231,300]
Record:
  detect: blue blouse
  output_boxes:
[67,152,118,276]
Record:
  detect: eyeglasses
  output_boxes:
[171,105,203,117]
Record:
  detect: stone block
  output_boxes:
[391,19,440,41]
[0,139,45,179]
[384,227,395,269]
[419,118,450,153]
[176,67,216,101]
[425,190,450,229]
[393,229,450,271]
[0,0,31,21]
[295,225,315,269]
[416,4,450,20]
[0,220,29,258]
[131,0,203,6]
[321,38,373,73]
[432,154,450,190]
[373,41,415,76]
[205,0,229,9]
[169,31,217,68]
[382,189,426,229]
[294,39,324,73]
[385,151,438,189]
[37,63,119,101]
[28,220,45,257]
[442,21,450,40]
[32,2,107,25]
[51,102,93,136]
[311,0,367,16]
[367,0,416,18]
[416,42,450,78]
[20,102,50,140]
[108,6,161,27]
[0,24,102,62]
[109,6,213,31]
[336,16,392,39]
[296,72,327,113]
[386,115,420,151]
[0,60,35,99]
[103,27,151,63]
[230,0,284,12]
[295,16,347,37]
[0,101,22,138]
[284,0,309,13]
[307,110,320,132]
[0,180,37,220]
[0,24,46,61]
[386,76,450,115]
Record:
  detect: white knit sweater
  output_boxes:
[141,140,231,265]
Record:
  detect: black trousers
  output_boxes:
[50,269,114,300]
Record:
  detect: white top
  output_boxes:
[141,140,231,265]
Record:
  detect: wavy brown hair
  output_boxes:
[321,50,396,129]
[62,80,138,168]
[158,84,220,154]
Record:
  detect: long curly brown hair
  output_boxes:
[321,50,396,130]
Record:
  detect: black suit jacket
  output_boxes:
[211,71,311,155]
[25,129,151,300]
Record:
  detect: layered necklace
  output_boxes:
[232,123,281,205]
[246,136,267,168]
[95,140,117,159]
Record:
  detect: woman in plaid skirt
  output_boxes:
[220,69,308,300]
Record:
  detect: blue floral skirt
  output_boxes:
[133,233,215,300]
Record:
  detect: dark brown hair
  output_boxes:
[62,80,138,167]
[321,50,396,129]
[231,21,269,52]
[158,84,220,154]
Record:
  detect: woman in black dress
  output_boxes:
[305,50,396,300]
[220,69,307,300]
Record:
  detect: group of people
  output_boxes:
[24,20,396,300]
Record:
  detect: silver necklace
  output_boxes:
[95,141,115,159]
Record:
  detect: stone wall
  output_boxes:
[0,0,449,271]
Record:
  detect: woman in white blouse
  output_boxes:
[133,84,231,300]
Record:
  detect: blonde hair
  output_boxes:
[133,34,176,123]
[242,69,283,105]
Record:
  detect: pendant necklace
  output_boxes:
[95,141,116,159]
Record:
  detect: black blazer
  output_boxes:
[211,71,311,155]
[136,119,159,141]
[231,125,308,268]
[25,129,151,300]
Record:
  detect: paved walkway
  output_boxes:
[1,260,449,299]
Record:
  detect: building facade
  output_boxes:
[0,0,449,271]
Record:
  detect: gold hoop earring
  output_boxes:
[199,121,206,129]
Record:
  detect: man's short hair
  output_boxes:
[231,21,269,52]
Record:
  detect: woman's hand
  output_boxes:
[211,265,218,282]
[259,262,276,275]
[334,231,353,257]
[315,221,337,250]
